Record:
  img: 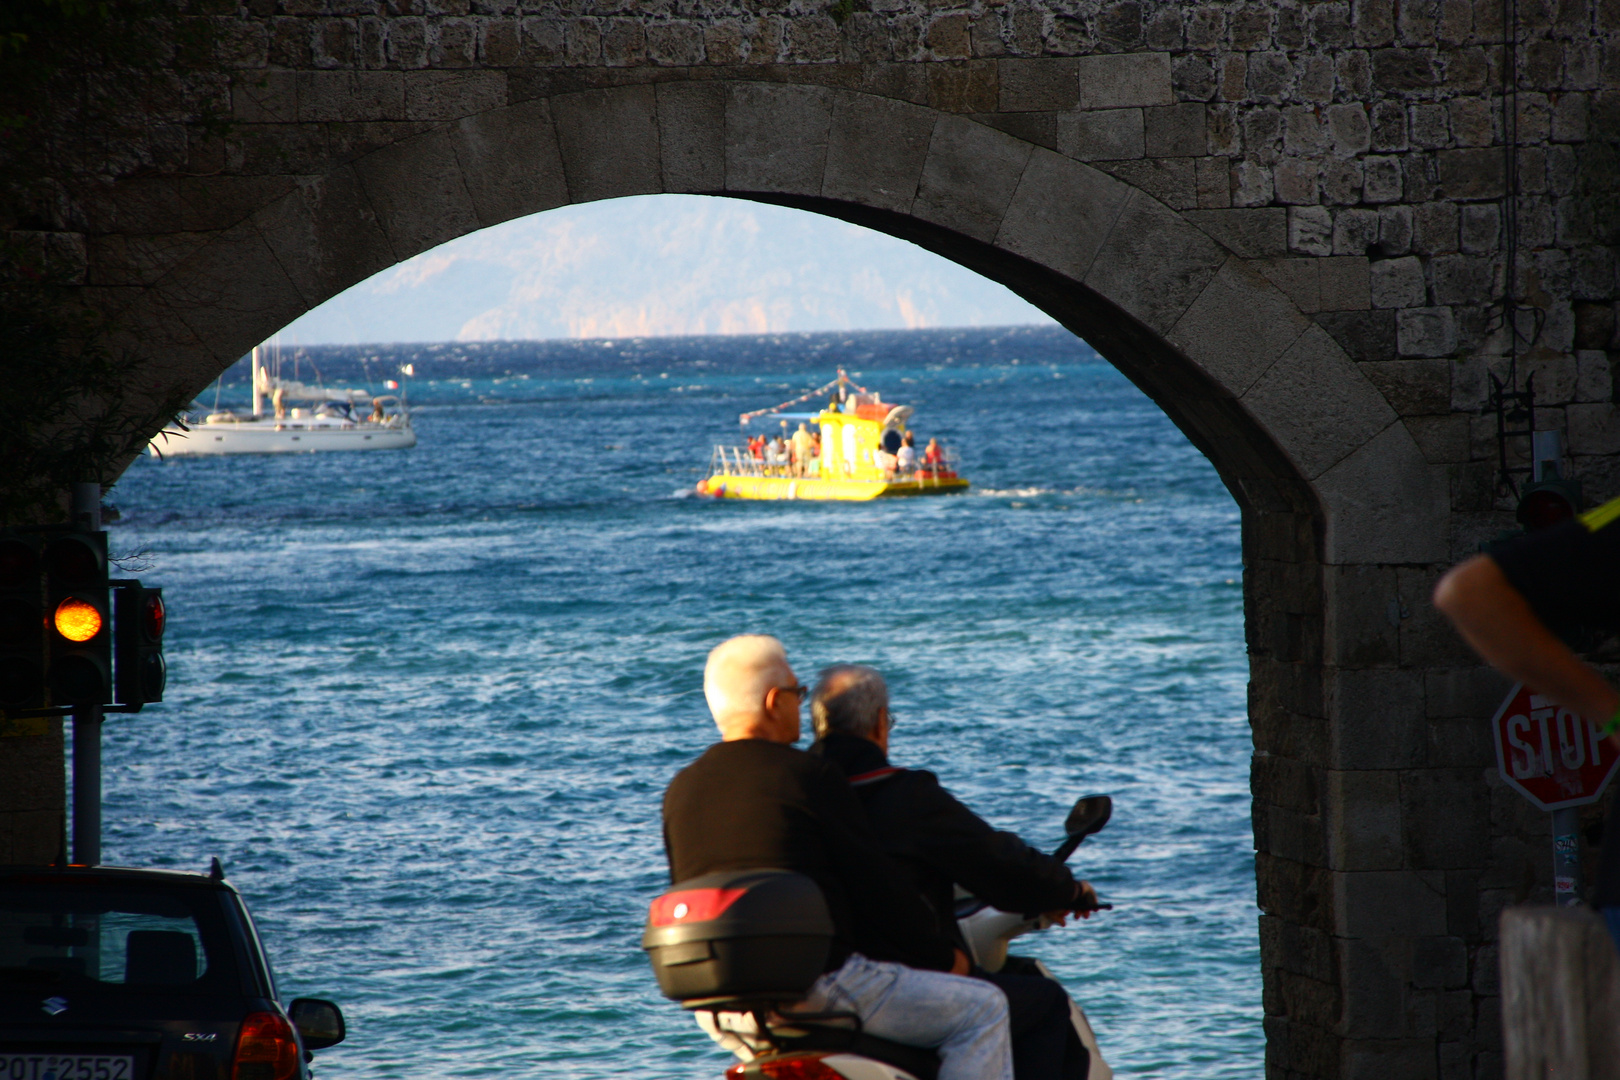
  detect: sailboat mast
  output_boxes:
[251,346,263,418]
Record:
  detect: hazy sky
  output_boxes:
[277,194,1053,345]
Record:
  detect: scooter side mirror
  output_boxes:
[1052,795,1112,863]
[1064,796,1112,840]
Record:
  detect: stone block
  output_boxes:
[448,99,568,227]
[1401,768,1491,868]
[1337,936,1415,1037]
[1335,873,1449,949]
[1397,307,1459,357]
[1378,204,1414,254]
[1437,147,1506,200]
[726,83,832,195]
[548,86,662,204]
[1275,156,1321,204]
[1358,358,1450,416]
[1372,256,1428,309]
[1094,158,1194,208]
[295,70,404,122]
[1083,189,1226,334]
[1076,52,1173,109]
[1567,403,1620,456]
[656,82,725,194]
[150,225,309,370]
[1429,254,1497,307]
[1068,109,1143,161]
[1458,203,1500,254]
[1194,157,1230,209]
[1342,1038,1441,1080]
[252,166,396,309]
[1327,103,1372,156]
[1144,103,1205,156]
[1244,324,1397,479]
[996,150,1132,283]
[1328,667,1428,769]
[1326,769,1404,870]
[1576,350,1613,402]
[352,127,481,262]
[1169,258,1312,395]
[913,116,1031,244]
[1333,208,1379,256]
[1324,564,1400,667]
[1316,422,1450,563]
[1424,667,1511,721]
[997,58,1079,111]
[1317,310,1398,364]
[1405,414,1469,462]
[1184,208,1288,257]
[1319,256,1371,311]
[823,92,934,214]
[1363,156,1404,204]
[404,70,506,122]
[232,70,296,123]
[1290,206,1334,256]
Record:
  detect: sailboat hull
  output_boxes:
[149,421,416,456]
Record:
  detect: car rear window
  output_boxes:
[0,879,241,997]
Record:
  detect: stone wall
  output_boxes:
[5,3,1619,1079]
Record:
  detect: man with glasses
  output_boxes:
[809,664,1098,1080]
[662,634,1016,1080]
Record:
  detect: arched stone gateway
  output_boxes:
[7,5,1618,1078]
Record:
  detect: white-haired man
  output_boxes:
[662,635,1015,1080]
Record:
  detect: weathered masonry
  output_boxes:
[5,2,1619,1078]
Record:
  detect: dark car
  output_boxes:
[0,863,346,1080]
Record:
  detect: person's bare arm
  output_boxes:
[1433,554,1620,732]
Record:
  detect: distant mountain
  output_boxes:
[278,194,1052,345]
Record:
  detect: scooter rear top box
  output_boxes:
[643,869,832,1006]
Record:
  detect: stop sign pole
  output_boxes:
[1491,682,1620,906]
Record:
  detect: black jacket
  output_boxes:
[662,738,958,973]
[811,733,1078,948]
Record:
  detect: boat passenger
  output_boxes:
[792,423,814,478]
[924,438,944,470]
[897,432,917,476]
[371,399,386,422]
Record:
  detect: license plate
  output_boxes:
[0,1055,135,1080]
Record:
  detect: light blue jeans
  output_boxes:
[797,952,1013,1080]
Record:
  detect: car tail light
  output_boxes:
[233,1010,301,1080]
[725,1053,847,1079]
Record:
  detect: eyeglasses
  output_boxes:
[782,684,809,700]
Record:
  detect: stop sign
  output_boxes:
[1491,682,1620,810]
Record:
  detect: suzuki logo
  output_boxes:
[42,996,68,1016]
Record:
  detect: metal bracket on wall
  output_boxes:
[1491,371,1537,498]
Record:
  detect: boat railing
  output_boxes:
[710,444,804,478]
[710,443,961,482]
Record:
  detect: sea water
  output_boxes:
[105,326,1259,1078]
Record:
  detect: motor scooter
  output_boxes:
[658,795,1115,1080]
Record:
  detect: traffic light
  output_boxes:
[0,533,46,712]
[1512,428,1583,533]
[44,532,110,706]
[1516,476,1583,532]
[112,582,165,711]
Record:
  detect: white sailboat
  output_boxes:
[149,345,417,457]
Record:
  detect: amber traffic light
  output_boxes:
[44,533,110,705]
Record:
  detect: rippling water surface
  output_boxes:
[105,326,1258,1078]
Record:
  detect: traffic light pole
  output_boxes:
[70,482,101,866]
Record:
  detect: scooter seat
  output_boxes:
[769,1024,941,1080]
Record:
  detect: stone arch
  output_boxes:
[89,77,1463,1079]
[118,81,1445,568]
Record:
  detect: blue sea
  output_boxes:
[104,326,1258,1078]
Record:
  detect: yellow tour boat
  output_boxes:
[695,371,970,501]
